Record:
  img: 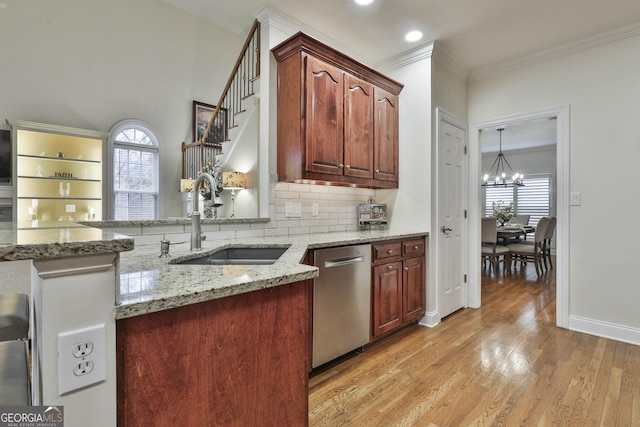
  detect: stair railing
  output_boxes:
[182,19,261,178]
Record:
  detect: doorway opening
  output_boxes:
[468,106,569,328]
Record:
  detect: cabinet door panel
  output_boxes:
[305,55,344,176]
[372,261,403,336]
[403,257,426,323]
[344,75,374,179]
[374,87,399,183]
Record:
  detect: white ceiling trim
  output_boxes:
[258,6,378,67]
[470,21,640,81]
[432,42,469,81]
[382,41,434,70]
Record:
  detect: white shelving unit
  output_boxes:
[8,120,107,225]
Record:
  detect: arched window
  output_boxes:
[109,120,159,220]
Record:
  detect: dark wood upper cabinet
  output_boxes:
[272,32,403,189]
[304,55,344,177]
[374,86,399,183]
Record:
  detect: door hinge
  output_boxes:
[464,210,467,219]
[464,274,467,283]
[464,146,468,155]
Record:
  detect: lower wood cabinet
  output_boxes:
[116,281,311,427]
[371,237,426,341]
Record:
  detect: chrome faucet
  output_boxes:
[190,173,216,251]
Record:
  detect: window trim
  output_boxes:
[108,119,160,220]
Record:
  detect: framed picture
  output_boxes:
[193,101,227,143]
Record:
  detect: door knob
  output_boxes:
[441,226,452,234]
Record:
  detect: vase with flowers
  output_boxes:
[492,201,514,226]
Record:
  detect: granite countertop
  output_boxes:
[116,229,428,319]
[0,221,134,261]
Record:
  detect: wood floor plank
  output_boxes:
[308,258,640,426]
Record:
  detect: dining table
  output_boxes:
[497,224,535,243]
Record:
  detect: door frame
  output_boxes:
[468,106,569,328]
[426,108,468,327]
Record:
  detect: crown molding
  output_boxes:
[432,41,469,81]
[256,6,376,66]
[381,41,434,70]
[470,21,640,81]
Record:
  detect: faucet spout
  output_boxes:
[191,173,216,251]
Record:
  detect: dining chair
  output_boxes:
[481,217,510,273]
[542,216,556,270]
[507,217,550,276]
[510,214,530,226]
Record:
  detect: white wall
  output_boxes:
[0,0,244,219]
[377,54,432,232]
[469,32,640,339]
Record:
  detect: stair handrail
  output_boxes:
[199,19,261,145]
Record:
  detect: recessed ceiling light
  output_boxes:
[405,30,423,42]
[354,0,374,6]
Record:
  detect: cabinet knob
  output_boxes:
[375,169,380,174]
[413,245,419,250]
[387,249,394,254]
[387,265,394,270]
[339,163,344,168]
[404,267,409,271]
[345,164,351,169]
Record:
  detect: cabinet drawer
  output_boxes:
[372,242,402,262]
[402,239,425,257]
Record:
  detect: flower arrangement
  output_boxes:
[492,201,514,225]
[198,158,223,200]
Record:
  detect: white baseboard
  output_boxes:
[419,310,440,328]
[568,315,640,346]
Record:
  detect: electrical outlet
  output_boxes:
[285,202,302,218]
[72,342,93,358]
[58,324,107,395]
[73,360,94,376]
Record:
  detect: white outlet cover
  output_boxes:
[285,202,302,218]
[58,324,107,395]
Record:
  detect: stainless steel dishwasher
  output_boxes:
[313,244,371,368]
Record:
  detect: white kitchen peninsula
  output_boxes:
[0,221,134,427]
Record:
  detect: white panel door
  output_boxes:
[438,119,467,318]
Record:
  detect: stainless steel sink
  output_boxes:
[173,247,288,265]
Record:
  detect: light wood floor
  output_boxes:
[309,259,640,426]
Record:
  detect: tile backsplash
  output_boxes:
[271,182,375,236]
[98,182,379,246]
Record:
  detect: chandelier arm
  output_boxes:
[486,154,501,176]
[501,154,515,173]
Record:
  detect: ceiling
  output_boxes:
[163,0,640,73]
[479,119,557,154]
[162,0,640,152]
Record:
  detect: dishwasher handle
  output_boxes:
[324,256,364,268]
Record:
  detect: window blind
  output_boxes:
[484,175,552,227]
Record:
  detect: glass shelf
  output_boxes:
[17,154,102,164]
[17,175,101,183]
[17,197,101,201]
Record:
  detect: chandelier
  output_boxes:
[482,128,524,187]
